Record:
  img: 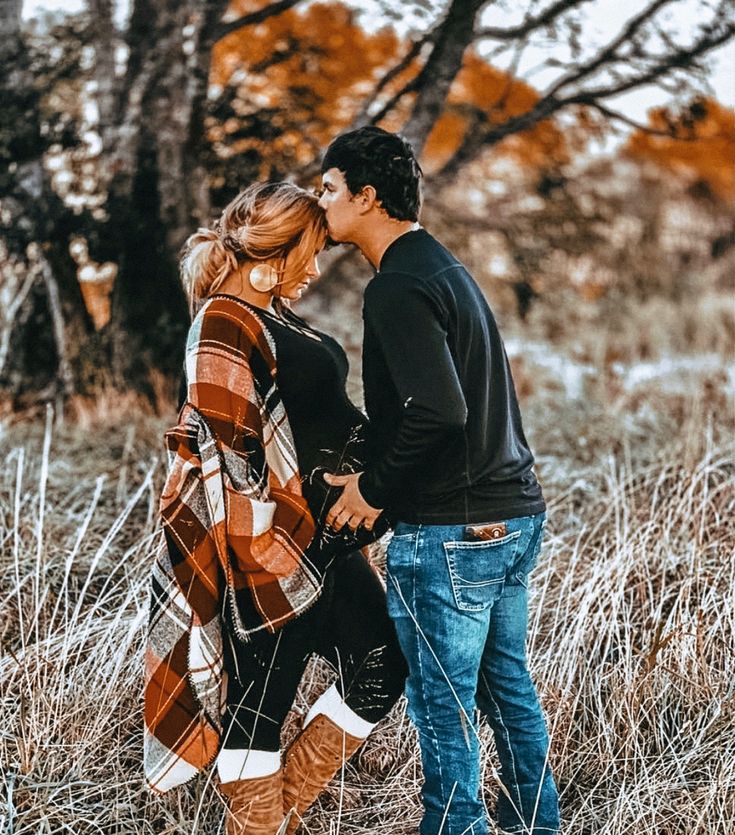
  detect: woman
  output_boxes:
[143,182,406,834]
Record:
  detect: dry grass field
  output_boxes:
[1,291,734,834]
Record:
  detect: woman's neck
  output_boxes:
[216,268,274,310]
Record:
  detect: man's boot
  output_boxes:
[219,769,285,835]
[282,714,364,834]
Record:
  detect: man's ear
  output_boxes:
[357,185,379,214]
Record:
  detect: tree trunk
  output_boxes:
[0,0,22,38]
[94,0,225,396]
[401,0,487,157]
[2,234,91,408]
[0,24,94,406]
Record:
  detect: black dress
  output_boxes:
[220,301,406,754]
[260,306,365,518]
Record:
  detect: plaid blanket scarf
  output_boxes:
[143,296,323,793]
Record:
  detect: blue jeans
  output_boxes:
[386,513,559,835]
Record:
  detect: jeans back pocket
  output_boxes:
[443,530,522,612]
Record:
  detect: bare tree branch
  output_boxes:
[214,0,303,41]
[571,19,735,101]
[353,31,434,127]
[432,2,734,183]
[583,100,697,137]
[474,0,593,42]
[0,269,36,381]
[40,252,76,401]
[367,76,423,127]
[350,9,469,134]
[545,0,675,98]
[403,0,489,155]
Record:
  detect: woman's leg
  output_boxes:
[315,549,407,724]
[220,601,324,773]
[282,550,407,833]
[218,605,322,834]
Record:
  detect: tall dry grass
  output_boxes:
[1,359,733,834]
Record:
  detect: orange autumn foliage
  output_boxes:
[212,2,567,175]
[625,98,735,202]
[423,52,568,172]
[212,2,400,168]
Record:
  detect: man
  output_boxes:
[320,126,560,835]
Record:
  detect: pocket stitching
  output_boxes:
[444,544,508,612]
[445,551,506,586]
[386,530,420,618]
[443,529,522,549]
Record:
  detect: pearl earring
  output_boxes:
[248,263,279,293]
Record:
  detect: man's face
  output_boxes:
[318,168,362,244]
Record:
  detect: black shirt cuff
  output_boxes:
[358,471,387,510]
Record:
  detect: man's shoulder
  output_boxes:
[365,269,430,306]
[384,229,456,267]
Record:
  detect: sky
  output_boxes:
[23,0,735,127]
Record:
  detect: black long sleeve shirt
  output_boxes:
[358,229,545,524]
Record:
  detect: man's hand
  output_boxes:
[324,472,383,532]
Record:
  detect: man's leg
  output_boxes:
[387,522,520,835]
[476,517,560,834]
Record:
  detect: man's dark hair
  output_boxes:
[322,126,423,221]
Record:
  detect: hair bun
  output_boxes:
[222,227,250,255]
[196,227,220,242]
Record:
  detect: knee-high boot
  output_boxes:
[282,714,364,834]
[219,769,285,835]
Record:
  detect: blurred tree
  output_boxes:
[0,0,733,408]
[421,53,569,174]
[208,2,402,199]
[0,13,93,409]
[625,98,735,203]
[360,0,735,177]
[209,3,569,190]
[1,0,303,406]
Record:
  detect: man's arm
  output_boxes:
[359,273,467,507]
[326,273,466,530]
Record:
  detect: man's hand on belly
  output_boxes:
[324,472,383,532]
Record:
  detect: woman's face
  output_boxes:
[278,248,322,301]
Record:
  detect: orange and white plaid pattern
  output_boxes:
[143,296,323,793]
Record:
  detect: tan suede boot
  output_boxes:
[282,714,364,834]
[219,769,285,835]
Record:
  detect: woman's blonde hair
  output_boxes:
[181,182,326,312]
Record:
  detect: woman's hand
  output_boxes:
[323,472,383,532]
